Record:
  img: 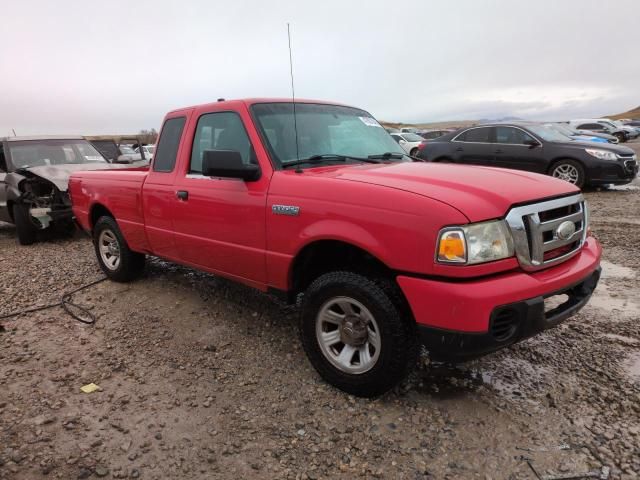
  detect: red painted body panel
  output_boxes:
[397,237,601,333]
[69,98,602,339]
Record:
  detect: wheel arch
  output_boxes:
[89,203,115,230]
[289,239,395,298]
[547,156,586,174]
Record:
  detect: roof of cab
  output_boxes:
[165,98,351,116]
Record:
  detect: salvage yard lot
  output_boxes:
[1,142,639,479]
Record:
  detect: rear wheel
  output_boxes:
[93,216,145,282]
[300,271,416,397]
[409,147,418,157]
[12,204,37,246]
[549,159,585,188]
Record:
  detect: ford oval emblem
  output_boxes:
[556,221,576,241]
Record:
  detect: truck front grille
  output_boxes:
[505,194,587,272]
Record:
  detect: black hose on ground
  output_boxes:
[0,277,107,326]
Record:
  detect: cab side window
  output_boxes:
[153,117,186,173]
[190,112,256,174]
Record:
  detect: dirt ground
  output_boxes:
[1,143,639,479]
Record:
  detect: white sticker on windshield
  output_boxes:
[359,116,382,127]
[85,156,103,161]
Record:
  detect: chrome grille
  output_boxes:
[505,194,587,271]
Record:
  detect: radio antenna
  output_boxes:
[287,23,300,165]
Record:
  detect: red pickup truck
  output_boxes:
[70,99,602,397]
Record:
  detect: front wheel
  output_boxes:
[550,160,585,188]
[614,132,626,143]
[12,204,37,245]
[93,216,145,282]
[300,271,416,397]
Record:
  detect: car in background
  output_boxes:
[390,132,425,156]
[400,127,420,133]
[0,136,127,244]
[611,119,640,137]
[420,129,453,140]
[623,120,640,128]
[134,144,155,161]
[545,123,618,144]
[569,120,629,143]
[416,122,638,188]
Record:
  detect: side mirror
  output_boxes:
[523,139,539,148]
[202,150,260,181]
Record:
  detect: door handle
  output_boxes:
[176,190,189,201]
[494,149,503,154]
[455,147,464,152]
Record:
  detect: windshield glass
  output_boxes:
[146,145,155,153]
[547,124,577,137]
[527,125,572,142]
[402,133,423,142]
[251,103,406,166]
[8,139,106,169]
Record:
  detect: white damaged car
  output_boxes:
[0,136,130,245]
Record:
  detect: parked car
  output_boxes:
[420,129,453,140]
[390,132,425,156]
[623,120,640,128]
[134,144,155,160]
[0,136,126,244]
[70,98,602,397]
[611,119,640,137]
[400,127,420,133]
[545,123,617,144]
[569,119,630,143]
[87,137,150,164]
[417,122,638,188]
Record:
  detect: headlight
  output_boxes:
[585,148,618,161]
[436,220,514,265]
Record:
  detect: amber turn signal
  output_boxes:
[437,230,466,263]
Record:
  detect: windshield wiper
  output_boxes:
[367,152,405,160]
[282,154,381,170]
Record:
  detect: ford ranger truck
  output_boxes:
[69,99,602,397]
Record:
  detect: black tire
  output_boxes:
[12,204,37,246]
[300,271,417,397]
[409,148,418,157]
[93,216,145,282]
[614,132,626,143]
[549,159,586,188]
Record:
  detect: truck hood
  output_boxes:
[310,162,579,222]
[20,163,128,191]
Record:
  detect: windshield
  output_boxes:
[527,125,572,142]
[251,103,406,166]
[146,145,155,153]
[402,133,423,142]
[8,139,106,169]
[547,124,578,137]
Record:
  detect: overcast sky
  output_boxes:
[1,0,638,135]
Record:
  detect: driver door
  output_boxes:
[171,106,271,287]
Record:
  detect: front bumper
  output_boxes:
[397,237,602,360]
[587,158,638,185]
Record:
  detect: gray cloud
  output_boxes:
[1,0,638,135]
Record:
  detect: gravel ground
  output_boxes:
[1,144,639,479]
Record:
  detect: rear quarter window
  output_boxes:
[153,117,186,172]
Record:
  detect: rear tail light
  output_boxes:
[418,141,427,151]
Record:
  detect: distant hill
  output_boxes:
[609,106,640,120]
[380,119,475,130]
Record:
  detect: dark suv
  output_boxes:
[416,123,638,188]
